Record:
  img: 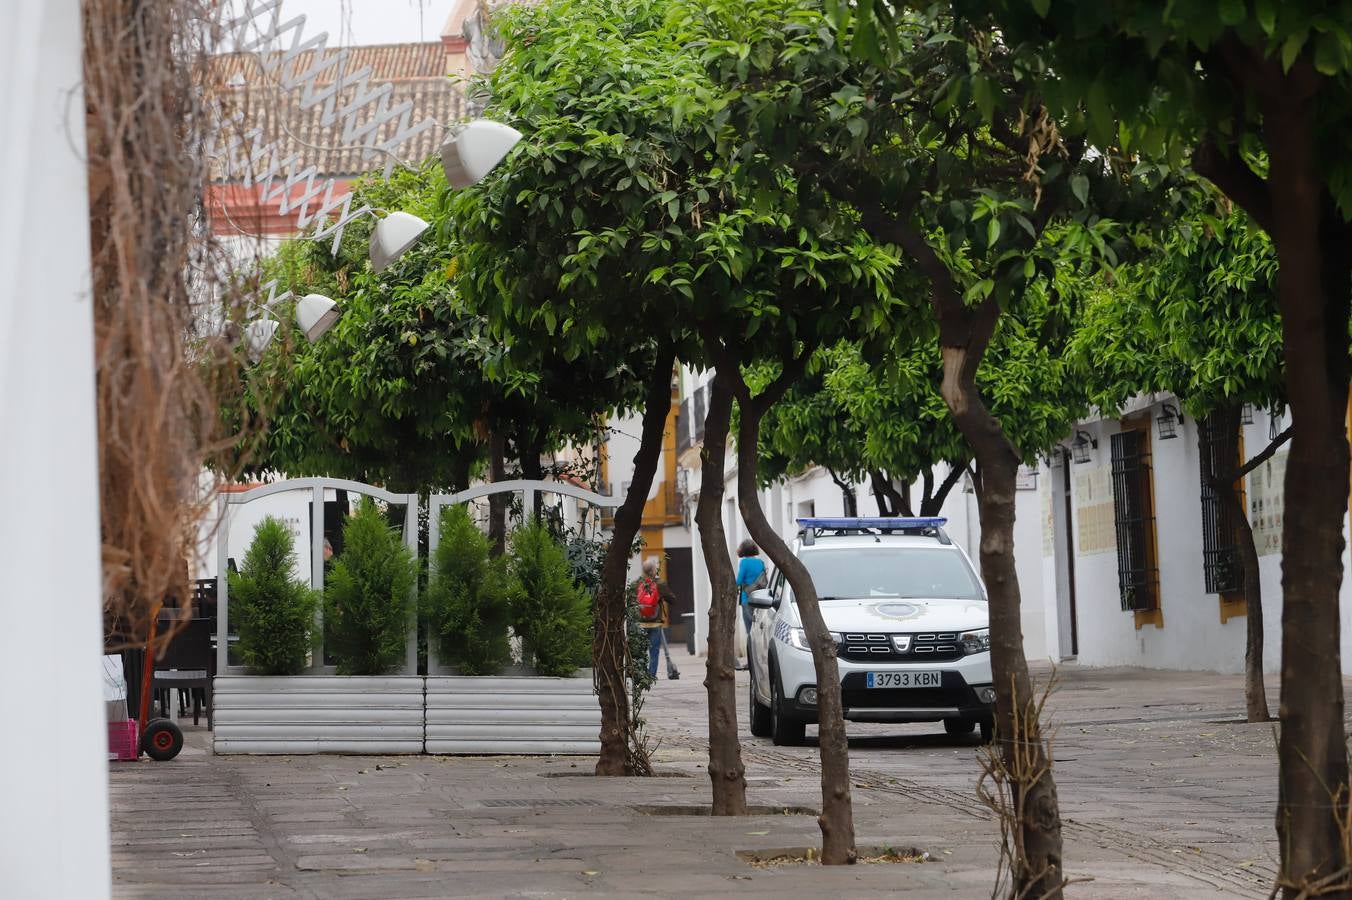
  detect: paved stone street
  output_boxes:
[110,658,1300,898]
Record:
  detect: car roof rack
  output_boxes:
[796,517,951,546]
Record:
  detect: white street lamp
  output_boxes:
[440,119,523,189]
[243,318,280,362]
[369,211,429,274]
[295,293,341,342]
[241,119,521,362]
[240,291,340,359]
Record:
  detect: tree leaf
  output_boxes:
[1254,0,1277,34]
[1281,34,1306,72]
[1218,0,1246,27]
[1071,174,1089,207]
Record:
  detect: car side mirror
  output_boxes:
[749,589,776,609]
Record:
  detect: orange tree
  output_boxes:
[225,164,643,499]
[1072,198,1287,725]
[686,0,1181,890]
[450,0,900,859]
[877,2,1352,891]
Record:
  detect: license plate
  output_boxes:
[866,671,941,689]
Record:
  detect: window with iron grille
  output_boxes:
[1110,426,1160,611]
[1199,411,1244,595]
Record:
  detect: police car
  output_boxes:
[746,517,996,746]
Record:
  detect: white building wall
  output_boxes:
[0,2,111,895]
[1036,402,1352,676]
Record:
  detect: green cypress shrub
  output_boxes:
[228,517,319,675]
[424,505,516,675]
[509,520,592,677]
[323,498,417,675]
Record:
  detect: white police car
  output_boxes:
[747,518,996,746]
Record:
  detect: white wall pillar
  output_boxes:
[0,2,110,897]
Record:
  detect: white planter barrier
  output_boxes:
[426,676,601,755]
[213,676,424,755]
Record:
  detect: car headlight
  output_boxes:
[960,628,990,655]
[788,628,811,651]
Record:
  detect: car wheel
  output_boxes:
[979,720,994,745]
[748,658,772,738]
[943,717,976,737]
[770,665,806,747]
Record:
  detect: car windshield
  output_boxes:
[798,547,983,601]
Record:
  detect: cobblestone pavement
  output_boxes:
[110,657,1304,898]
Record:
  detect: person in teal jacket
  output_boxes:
[735,540,767,671]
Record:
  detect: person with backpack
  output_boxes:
[735,540,767,671]
[636,556,679,680]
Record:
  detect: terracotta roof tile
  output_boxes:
[209,70,465,181]
[209,42,451,85]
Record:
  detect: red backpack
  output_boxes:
[636,577,661,622]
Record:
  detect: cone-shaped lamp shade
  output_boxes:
[243,318,279,362]
[440,119,523,188]
[296,293,341,342]
[369,211,429,273]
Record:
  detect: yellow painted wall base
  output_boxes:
[1219,594,1247,624]
[1134,608,1164,630]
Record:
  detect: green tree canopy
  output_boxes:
[1073,198,1284,418]
[222,163,648,493]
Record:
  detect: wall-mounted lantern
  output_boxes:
[1156,403,1183,440]
[1072,430,1097,465]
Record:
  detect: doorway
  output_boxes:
[1052,447,1079,657]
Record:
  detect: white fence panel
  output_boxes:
[425,676,600,755]
[214,675,424,754]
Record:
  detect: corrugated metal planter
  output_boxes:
[426,674,600,755]
[213,676,424,755]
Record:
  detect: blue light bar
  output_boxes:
[797,517,948,529]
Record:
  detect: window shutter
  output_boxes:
[1199,411,1244,595]
[1110,428,1160,611]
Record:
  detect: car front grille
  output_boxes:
[836,631,965,663]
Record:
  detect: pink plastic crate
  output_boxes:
[108,719,139,762]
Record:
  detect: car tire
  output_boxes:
[943,717,976,737]
[979,720,994,745]
[748,659,772,738]
[769,665,806,747]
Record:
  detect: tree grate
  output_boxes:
[479,798,601,808]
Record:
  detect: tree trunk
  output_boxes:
[735,387,856,865]
[520,430,545,520]
[919,461,968,518]
[451,444,477,493]
[594,348,676,776]
[694,377,748,814]
[940,322,1063,896]
[870,470,905,517]
[1263,90,1352,895]
[828,468,858,517]
[1231,492,1271,723]
[488,428,508,555]
[1201,406,1278,725]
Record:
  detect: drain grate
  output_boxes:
[479,798,601,808]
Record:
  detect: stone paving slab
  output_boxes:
[108,657,1335,898]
